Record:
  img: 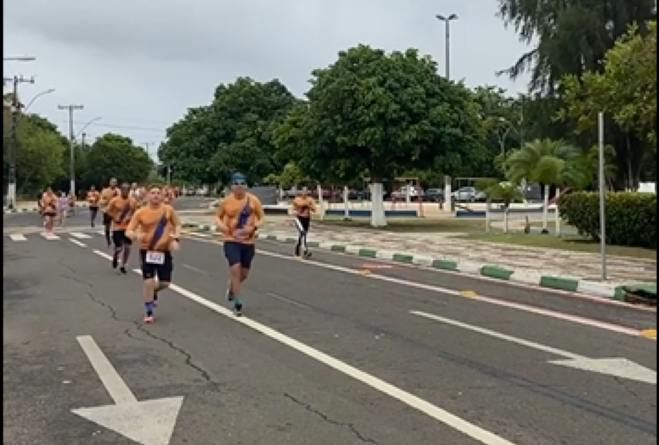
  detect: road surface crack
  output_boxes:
[135,325,223,392]
[283,393,379,444]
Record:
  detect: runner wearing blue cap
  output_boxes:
[215,173,265,316]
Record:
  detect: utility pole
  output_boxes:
[58,104,84,197]
[3,75,35,210]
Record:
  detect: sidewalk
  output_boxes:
[181,216,656,300]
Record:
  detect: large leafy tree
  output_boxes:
[82,133,153,188]
[3,105,68,195]
[274,45,485,227]
[159,77,298,186]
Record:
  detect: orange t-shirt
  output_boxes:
[41,192,57,213]
[292,196,316,218]
[87,190,100,207]
[107,195,139,231]
[216,193,264,244]
[127,204,180,252]
[99,187,118,210]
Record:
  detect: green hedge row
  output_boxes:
[558,192,656,249]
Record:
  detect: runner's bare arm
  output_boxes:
[126,209,142,239]
[309,197,317,213]
[170,209,182,238]
[215,201,229,232]
[252,198,265,228]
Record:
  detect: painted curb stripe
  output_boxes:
[180,222,646,300]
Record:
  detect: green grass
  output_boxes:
[460,233,657,260]
[316,216,485,233]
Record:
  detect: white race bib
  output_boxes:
[145,251,165,265]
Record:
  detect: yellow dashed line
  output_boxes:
[359,269,371,276]
[460,290,478,298]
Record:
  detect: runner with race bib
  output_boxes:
[126,184,181,323]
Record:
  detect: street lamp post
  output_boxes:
[22,88,56,113]
[435,14,458,79]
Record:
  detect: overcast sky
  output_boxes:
[4,0,530,158]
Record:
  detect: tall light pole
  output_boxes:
[58,104,85,196]
[23,88,56,113]
[435,14,458,79]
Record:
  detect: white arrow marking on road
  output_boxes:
[410,311,656,385]
[72,335,184,445]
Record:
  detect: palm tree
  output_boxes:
[506,139,588,233]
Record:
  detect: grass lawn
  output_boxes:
[460,232,657,260]
[315,216,485,233]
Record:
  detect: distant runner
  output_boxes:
[56,192,69,226]
[86,186,100,227]
[126,184,181,323]
[215,172,264,316]
[106,183,139,274]
[291,189,316,259]
[40,187,57,234]
[99,178,119,247]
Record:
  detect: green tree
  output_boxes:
[274,45,485,227]
[160,77,298,186]
[82,133,153,188]
[263,162,309,188]
[506,138,588,232]
[476,178,524,233]
[3,108,68,195]
[560,21,657,144]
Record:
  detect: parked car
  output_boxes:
[424,188,444,202]
[452,186,486,202]
[391,185,424,200]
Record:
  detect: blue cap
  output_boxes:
[231,172,246,183]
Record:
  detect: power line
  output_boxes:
[47,119,167,133]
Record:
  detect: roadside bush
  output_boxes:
[558,192,656,249]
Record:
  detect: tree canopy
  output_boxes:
[159,77,298,186]
[82,133,153,188]
[274,45,486,184]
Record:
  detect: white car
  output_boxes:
[391,186,424,200]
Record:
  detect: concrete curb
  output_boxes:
[4,203,89,214]
[180,222,633,301]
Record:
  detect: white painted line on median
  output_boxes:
[76,335,138,404]
[411,311,656,385]
[184,236,648,339]
[9,234,27,242]
[69,238,87,248]
[124,263,519,445]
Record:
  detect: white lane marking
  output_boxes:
[266,292,312,309]
[69,238,87,248]
[411,311,656,385]
[181,236,650,339]
[40,232,60,240]
[187,232,210,238]
[94,250,113,260]
[70,232,92,239]
[9,234,27,242]
[105,261,517,445]
[181,263,209,275]
[76,335,137,404]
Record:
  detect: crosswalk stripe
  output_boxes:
[69,232,92,239]
[9,234,27,242]
[40,233,60,241]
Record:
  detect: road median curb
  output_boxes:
[4,203,89,214]
[180,222,642,302]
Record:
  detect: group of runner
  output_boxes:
[37,174,316,324]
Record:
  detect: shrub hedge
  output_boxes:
[558,191,656,249]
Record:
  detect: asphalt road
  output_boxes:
[3,224,657,445]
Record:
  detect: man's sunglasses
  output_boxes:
[232,181,246,186]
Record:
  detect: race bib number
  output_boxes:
[145,251,165,265]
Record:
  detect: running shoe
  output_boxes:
[143,315,155,323]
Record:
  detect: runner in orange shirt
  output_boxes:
[126,184,181,323]
[99,178,119,247]
[106,183,139,274]
[40,187,58,234]
[87,186,101,227]
[215,172,264,316]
